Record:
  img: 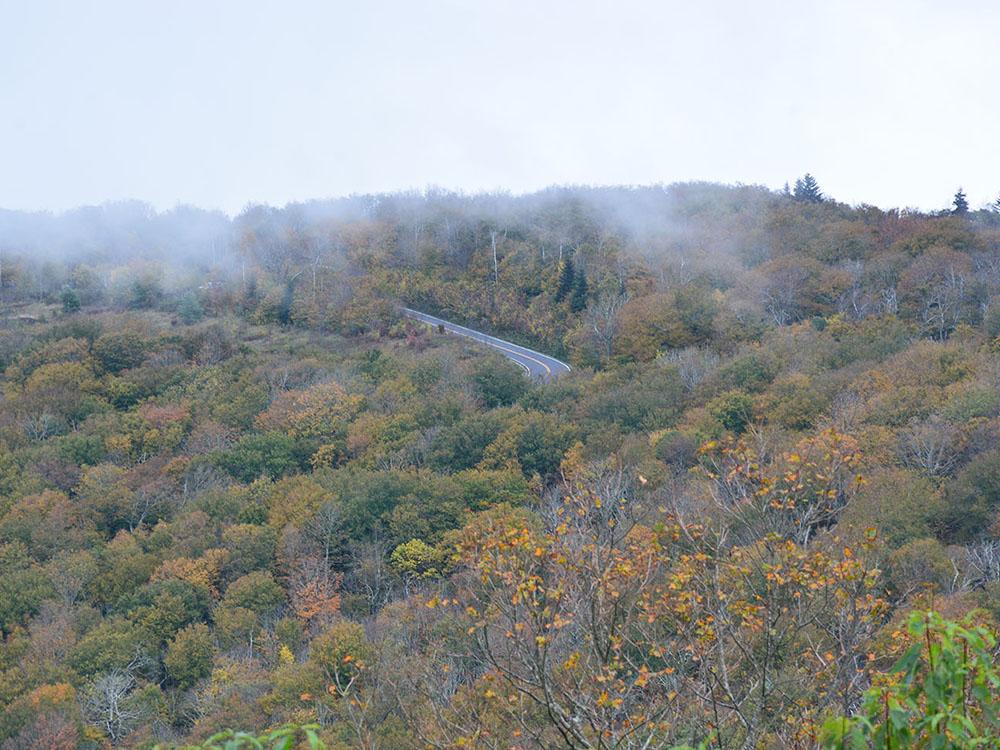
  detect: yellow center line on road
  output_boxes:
[447,330,552,375]
[409,315,555,376]
[485,341,553,376]
[507,358,533,376]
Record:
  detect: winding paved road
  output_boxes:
[402,308,571,381]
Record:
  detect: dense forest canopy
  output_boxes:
[0,180,999,748]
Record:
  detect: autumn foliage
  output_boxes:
[0,183,999,747]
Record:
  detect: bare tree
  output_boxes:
[83,657,147,743]
[897,415,965,477]
[837,260,873,320]
[828,390,866,432]
[345,539,395,616]
[305,500,347,571]
[964,541,1000,588]
[920,267,968,339]
[900,248,972,339]
[16,411,61,440]
[586,291,628,360]
[877,286,899,315]
[660,346,721,390]
[128,479,172,531]
[490,229,500,289]
[759,261,814,325]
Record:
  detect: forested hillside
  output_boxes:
[0,181,999,748]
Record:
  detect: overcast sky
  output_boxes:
[1,0,997,214]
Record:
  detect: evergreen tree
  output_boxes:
[792,173,824,203]
[243,274,259,314]
[278,280,295,325]
[128,278,161,309]
[570,270,588,313]
[952,187,969,215]
[60,286,81,314]
[554,258,575,302]
[992,194,1000,213]
[178,293,204,325]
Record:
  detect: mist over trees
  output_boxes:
[0,202,230,264]
[4,180,998,342]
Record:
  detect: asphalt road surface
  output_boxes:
[402,308,572,380]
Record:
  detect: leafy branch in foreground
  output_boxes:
[821,611,1000,749]
[155,724,714,750]
[155,723,324,750]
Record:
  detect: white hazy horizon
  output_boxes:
[1,0,998,215]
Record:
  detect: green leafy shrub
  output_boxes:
[821,611,999,749]
[708,389,754,433]
[154,723,325,750]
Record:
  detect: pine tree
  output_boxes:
[178,293,204,325]
[60,286,80,314]
[554,258,575,302]
[570,270,588,313]
[992,194,1000,213]
[952,187,969,215]
[793,174,824,203]
[243,274,259,313]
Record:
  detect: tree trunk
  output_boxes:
[491,230,499,288]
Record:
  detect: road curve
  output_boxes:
[402,308,571,381]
